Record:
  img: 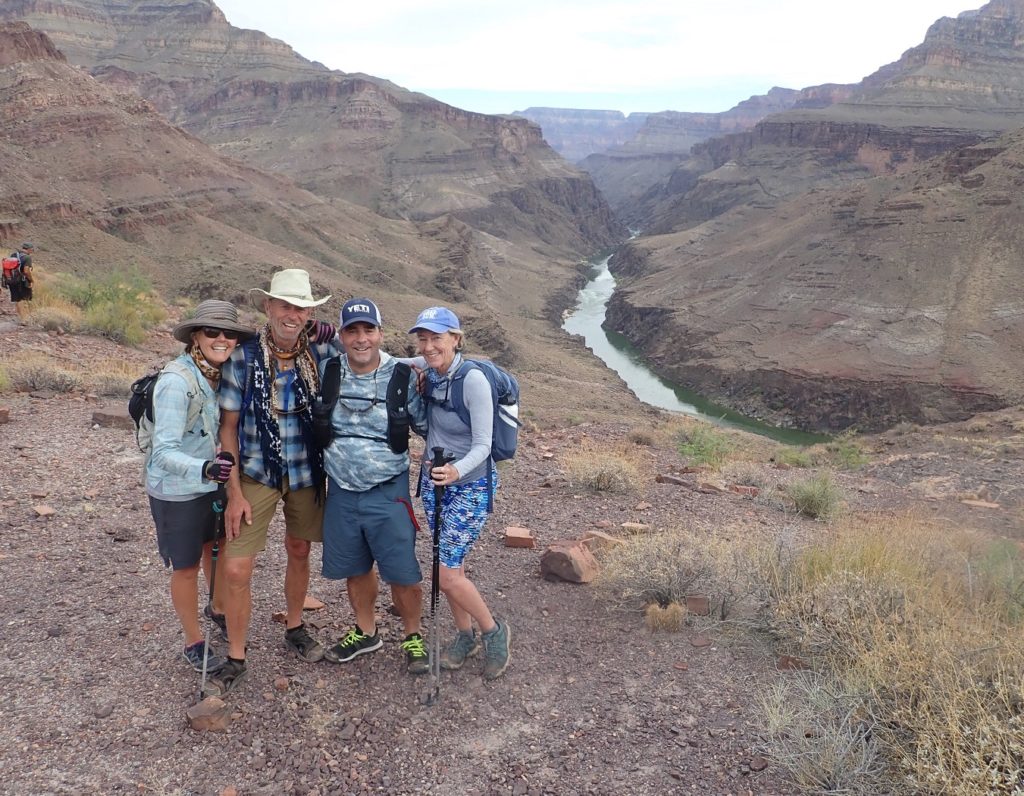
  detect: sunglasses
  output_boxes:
[200,327,240,340]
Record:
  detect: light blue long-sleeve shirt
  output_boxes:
[145,354,219,500]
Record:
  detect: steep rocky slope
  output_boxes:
[0,0,623,257]
[0,22,638,419]
[607,128,1024,431]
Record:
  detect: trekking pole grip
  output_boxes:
[431,446,446,469]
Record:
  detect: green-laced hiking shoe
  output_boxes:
[401,632,430,675]
[323,626,383,664]
[440,630,481,671]
[481,619,511,681]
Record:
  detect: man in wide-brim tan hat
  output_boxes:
[204,269,339,697]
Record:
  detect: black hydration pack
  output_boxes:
[311,357,414,453]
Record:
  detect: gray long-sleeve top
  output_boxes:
[424,355,493,484]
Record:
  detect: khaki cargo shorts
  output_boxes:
[222,474,324,558]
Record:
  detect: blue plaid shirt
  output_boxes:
[219,340,336,490]
[146,354,219,498]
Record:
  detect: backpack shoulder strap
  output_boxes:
[386,361,412,454]
[321,355,342,403]
[447,359,480,428]
[162,360,209,438]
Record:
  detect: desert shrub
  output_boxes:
[752,514,1024,794]
[53,269,165,345]
[88,359,146,397]
[0,363,9,392]
[3,353,83,392]
[563,445,642,494]
[596,528,757,619]
[676,422,734,468]
[823,430,867,469]
[626,427,655,446]
[774,446,814,468]
[787,471,842,519]
[29,304,80,332]
[720,460,770,488]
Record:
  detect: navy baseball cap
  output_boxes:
[408,306,461,334]
[339,298,382,329]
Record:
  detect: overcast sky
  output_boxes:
[214,0,979,115]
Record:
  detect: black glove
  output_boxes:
[203,453,234,483]
[305,319,337,345]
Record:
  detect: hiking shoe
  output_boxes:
[323,626,383,664]
[201,657,247,697]
[183,640,226,673]
[203,601,228,642]
[440,629,481,671]
[401,633,430,675]
[284,623,325,663]
[481,620,511,681]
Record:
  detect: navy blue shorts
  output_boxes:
[148,492,218,570]
[322,473,422,585]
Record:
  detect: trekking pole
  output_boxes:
[199,452,233,701]
[425,446,451,706]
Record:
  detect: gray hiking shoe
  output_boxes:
[440,629,481,671]
[323,626,383,664]
[183,640,225,673]
[201,657,247,697]
[481,619,511,681]
[284,623,325,663]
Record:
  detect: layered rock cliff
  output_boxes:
[512,108,649,163]
[579,88,803,223]
[0,0,624,257]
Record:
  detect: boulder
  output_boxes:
[540,540,599,584]
[504,526,536,549]
[185,696,233,732]
[91,409,135,431]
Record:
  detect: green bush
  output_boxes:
[54,269,165,345]
[775,446,814,468]
[788,471,842,520]
[824,430,867,469]
[677,423,734,468]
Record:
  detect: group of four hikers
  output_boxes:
[144,268,510,697]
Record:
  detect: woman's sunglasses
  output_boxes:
[200,327,240,340]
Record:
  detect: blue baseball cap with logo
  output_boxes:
[339,297,383,329]
[408,306,461,334]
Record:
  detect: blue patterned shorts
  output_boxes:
[419,467,498,568]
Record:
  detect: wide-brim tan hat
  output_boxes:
[172,299,256,344]
[249,268,331,310]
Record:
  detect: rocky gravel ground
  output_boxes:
[2,312,1020,795]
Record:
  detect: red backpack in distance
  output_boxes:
[1,252,25,286]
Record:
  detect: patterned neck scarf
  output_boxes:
[189,346,221,383]
[426,352,464,394]
[249,324,325,497]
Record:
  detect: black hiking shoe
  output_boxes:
[201,657,247,697]
[323,626,383,664]
[401,633,430,675]
[183,640,225,673]
[203,602,228,642]
[284,623,325,663]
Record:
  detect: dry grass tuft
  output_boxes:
[787,471,843,520]
[3,352,83,393]
[88,359,147,397]
[676,421,735,469]
[562,442,644,494]
[626,427,655,446]
[751,513,1024,794]
[644,602,686,632]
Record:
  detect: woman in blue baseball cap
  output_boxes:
[408,306,510,680]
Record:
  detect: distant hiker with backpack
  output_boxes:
[204,269,336,697]
[313,298,430,674]
[144,299,255,676]
[409,306,514,680]
[2,241,35,321]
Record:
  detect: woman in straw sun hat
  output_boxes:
[146,299,255,676]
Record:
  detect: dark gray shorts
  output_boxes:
[148,492,219,570]
[322,473,422,585]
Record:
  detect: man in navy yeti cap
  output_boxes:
[317,298,431,674]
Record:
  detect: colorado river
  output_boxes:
[563,256,824,445]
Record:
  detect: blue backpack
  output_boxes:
[438,358,521,510]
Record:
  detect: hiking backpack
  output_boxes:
[1,252,25,287]
[433,358,522,510]
[129,361,208,457]
[311,356,419,453]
